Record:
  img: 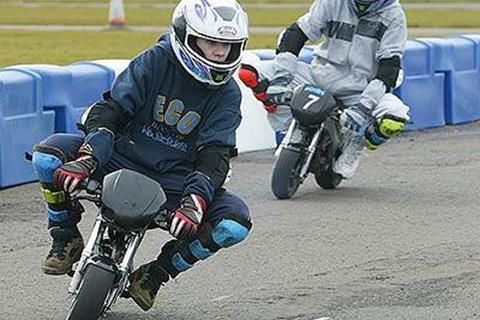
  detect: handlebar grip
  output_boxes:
[79,179,102,194]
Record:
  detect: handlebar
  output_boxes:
[71,178,102,204]
[79,179,102,194]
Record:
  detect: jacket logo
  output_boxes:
[153,95,201,135]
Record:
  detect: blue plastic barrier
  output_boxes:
[0,68,55,188]
[250,49,276,61]
[11,63,114,134]
[416,37,480,124]
[251,47,315,64]
[13,64,76,133]
[68,62,115,130]
[395,40,446,130]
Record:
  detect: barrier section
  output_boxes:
[250,49,276,61]
[10,63,113,133]
[417,37,480,124]
[0,68,55,187]
[395,40,446,130]
[250,47,315,64]
[67,62,115,131]
[11,64,77,133]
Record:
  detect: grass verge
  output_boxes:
[0,30,277,67]
[1,6,480,28]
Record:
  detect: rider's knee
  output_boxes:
[32,149,63,183]
[365,114,407,150]
[210,215,251,248]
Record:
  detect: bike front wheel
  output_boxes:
[271,148,303,199]
[66,264,116,320]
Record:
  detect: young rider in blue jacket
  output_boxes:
[32,0,251,311]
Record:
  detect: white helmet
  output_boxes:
[171,0,249,86]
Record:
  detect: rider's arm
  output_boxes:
[359,10,407,110]
[273,0,330,78]
[276,23,309,56]
[183,86,242,203]
[80,48,156,166]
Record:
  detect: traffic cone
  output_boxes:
[109,0,126,28]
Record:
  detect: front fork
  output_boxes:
[276,119,323,180]
[275,119,298,157]
[68,214,144,310]
[104,233,143,309]
[68,215,103,294]
[298,127,322,178]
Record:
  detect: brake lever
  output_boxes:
[153,209,172,230]
[70,179,102,204]
[79,179,102,195]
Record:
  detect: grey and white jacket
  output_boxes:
[273,0,407,108]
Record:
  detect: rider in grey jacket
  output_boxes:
[239,0,410,179]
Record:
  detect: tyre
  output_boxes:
[313,124,342,190]
[271,148,303,199]
[66,264,116,320]
[314,169,342,189]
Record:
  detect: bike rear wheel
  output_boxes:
[313,123,342,189]
[66,264,116,320]
[271,148,303,199]
[314,169,342,189]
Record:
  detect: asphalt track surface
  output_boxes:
[1,123,480,320]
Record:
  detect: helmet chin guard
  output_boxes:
[171,0,249,86]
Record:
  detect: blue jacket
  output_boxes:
[84,34,242,201]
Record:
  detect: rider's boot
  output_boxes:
[365,114,406,150]
[41,225,84,275]
[128,260,170,311]
[333,105,373,179]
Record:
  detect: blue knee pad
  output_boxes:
[165,218,251,275]
[32,152,63,183]
[211,219,250,248]
[170,240,215,272]
[171,252,193,272]
[32,152,70,224]
[189,239,213,260]
[47,207,69,223]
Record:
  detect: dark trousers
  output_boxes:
[32,133,252,278]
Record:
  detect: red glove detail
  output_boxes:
[253,91,268,102]
[238,64,260,88]
[239,64,278,113]
[53,155,97,193]
[263,103,278,113]
[170,194,208,240]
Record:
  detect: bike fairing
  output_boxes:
[84,33,242,202]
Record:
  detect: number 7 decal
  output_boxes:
[303,94,320,110]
